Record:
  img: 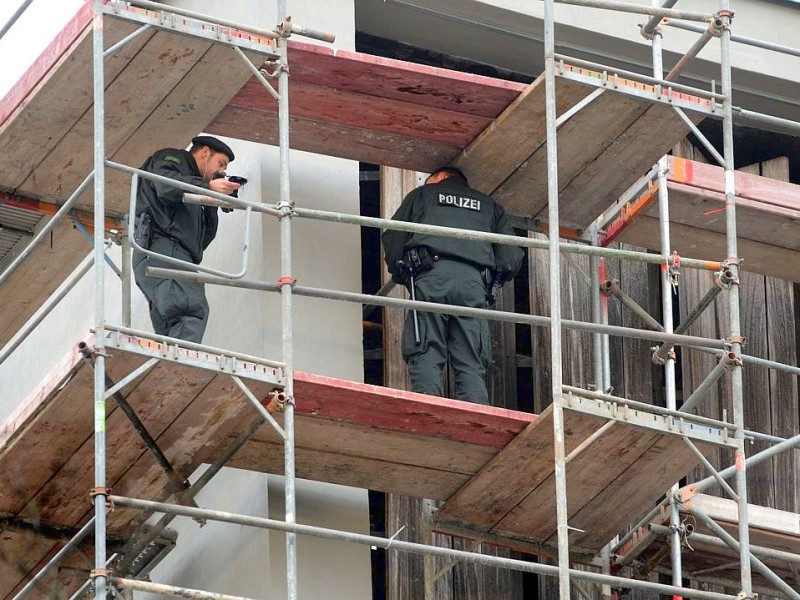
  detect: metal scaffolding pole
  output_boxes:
[543,1,570,596]
[91,2,108,598]
[275,22,298,600]
[718,5,753,596]
[651,5,683,569]
[108,495,740,600]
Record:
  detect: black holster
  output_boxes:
[133,212,153,250]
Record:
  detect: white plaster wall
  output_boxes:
[0,249,123,416]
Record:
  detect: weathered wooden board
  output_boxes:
[434,406,599,531]
[492,91,647,224]
[0,7,141,191]
[452,74,591,194]
[617,214,800,283]
[227,439,472,501]
[0,222,89,350]
[280,42,523,118]
[207,43,526,175]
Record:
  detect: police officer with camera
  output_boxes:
[133,135,241,343]
[382,166,523,405]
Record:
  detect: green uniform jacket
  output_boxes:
[382,178,523,281]
[135,148,219,264]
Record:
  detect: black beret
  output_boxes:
[191,135,235,162]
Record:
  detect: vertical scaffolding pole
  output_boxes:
[544,1,570,597]
[91,2,108,598]
[718,4,753,596]
[649,7,684,587]
[275,14,298,597]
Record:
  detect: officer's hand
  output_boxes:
[209,177,241,196]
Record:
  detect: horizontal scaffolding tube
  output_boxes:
[664,18,800,58]
[291,207,722,271]
[125,0,279,39]
[148,268,729,352]
[0,173,93,288]
[555,53,725,101]
[110,577,256,600]
[551,0,713,22]
[562,385,734,431]
[12,518,95,600]
[696,345,800,378]
[0,252,95,366]
[102,323,287,369]
[693,432,800,494]
[110,495,738,599]
[649,523,800,566]
[106,160,282,217]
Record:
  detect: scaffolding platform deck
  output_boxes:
[0,333,734,596]
[617,156,800,283]
[618,493,800,593]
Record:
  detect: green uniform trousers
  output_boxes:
[133,236,210,343]
[401,258,491,404]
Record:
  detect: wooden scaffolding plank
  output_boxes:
[452,74,591,195]
[493,420,662,550]
[434,406,600,532]
[490,91,647,223]
[0,222,88,349]
[617,213,800,283]
[0,15,145,195]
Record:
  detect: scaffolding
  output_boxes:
[1,0,800,599]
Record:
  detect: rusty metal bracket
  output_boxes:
[265,388,290,413]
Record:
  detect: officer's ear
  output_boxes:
[425,171,448,185]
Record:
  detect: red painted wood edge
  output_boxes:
[287,40,525,93]
[293,371,534,448]
[0,336,87,449]
[668,156,800,210]
[0,1,92,127]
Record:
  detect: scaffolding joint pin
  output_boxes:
[600,279,620,298]
[723,351,742,368]
[265,388,289,413]
[715,268,736,289]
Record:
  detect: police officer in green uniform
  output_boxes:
[133,136,241,343]
[382,166,523,405]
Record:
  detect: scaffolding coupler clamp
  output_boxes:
[651,346,675,365]
[715,268,736,289]
[89,486,113,508]
[662,251,680,289]
[78,341,107,363]
[276,276,296,289]
[724,335,747,349]
[90,568,112,579]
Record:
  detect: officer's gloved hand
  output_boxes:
[391,272,407,285]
